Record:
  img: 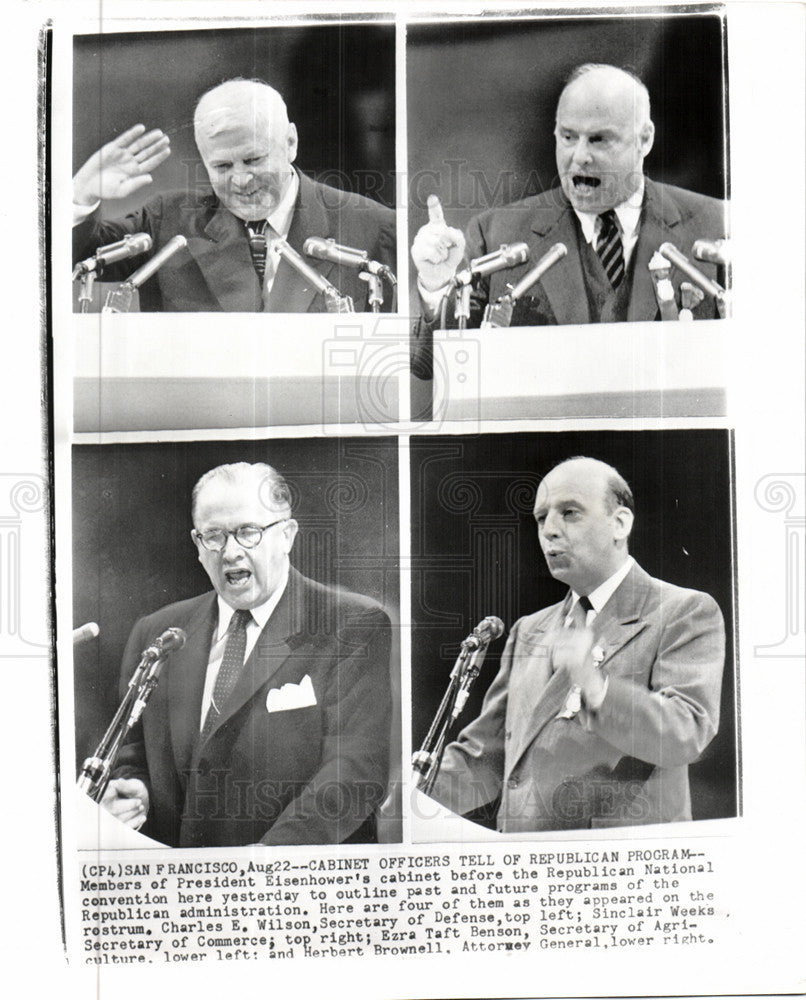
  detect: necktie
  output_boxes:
[558,595,595,718]
[201,609,252,741]
[596,210,625,288]
[570,594,594,629]
[245,221,269,278]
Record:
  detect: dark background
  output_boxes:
[71,437,400,795]
[410,429,738,825]
[73,22,397,213]
[407,13,729,306]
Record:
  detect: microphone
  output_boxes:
[125,235,187,289]
[73,233,152,277]
[460,616,505,651]
[276,239,354,312]
[480,243,566,328]
[303,237,396,282]
[141,627,187,663]
[453,243,529,287]
[692,238,732,267]
[73,622,100,645]
[508,242,567,300]
[658,242,725,300]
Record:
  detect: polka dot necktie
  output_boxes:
[201,609,253,741]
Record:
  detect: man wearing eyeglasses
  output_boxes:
[102,462,392,847]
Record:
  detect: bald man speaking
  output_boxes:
[411,64,727,327]
[427,457,726,832]
[73,79,396,312]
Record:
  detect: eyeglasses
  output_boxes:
[193,519,289,552]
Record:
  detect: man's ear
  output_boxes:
[612,506,634,542]
[283,518,299,553]
[190,528,202,560]
[287,123,298,164]
[640,119,655,157]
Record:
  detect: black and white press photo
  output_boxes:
[72,23,398,313]
[408,13,729,331]
[410,430,737,837]
[72,437,401,847]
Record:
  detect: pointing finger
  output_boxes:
[427,194,445,226]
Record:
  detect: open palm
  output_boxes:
[73,124,171,204]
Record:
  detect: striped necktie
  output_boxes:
[201,609,253,741]
[595,210,625,288]
[245,221,269,278]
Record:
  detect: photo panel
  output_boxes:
[71,435,402,848]
[71,21,398,315]
[410,429,737,839]
[407,11,730,423]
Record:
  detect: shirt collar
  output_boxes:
[214,559,290,640]
[573,179,645,246]
[572,555,634,614]
[266,171,299,239]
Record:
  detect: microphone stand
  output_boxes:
[413,638,493,796]
[75,270,97,314]
[102,235,188,314]
[647,251,680,321]
[453,280,472,331]
[359,270,384,313]
[77,644,168,803]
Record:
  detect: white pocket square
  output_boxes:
[266,674,317,712]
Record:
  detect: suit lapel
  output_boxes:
[506,563,653,775]
[168,593,218,777]
[506,599,569,771]
[628,179,685,322]
[529,202,591,325]
[267,173,337,313]
[585,567,651,675]
[184,201,264,312]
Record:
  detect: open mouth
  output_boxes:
[225,569,252,586]
[572,174,601,192]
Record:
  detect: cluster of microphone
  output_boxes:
[74,233,396,313]
[459,236,731,327]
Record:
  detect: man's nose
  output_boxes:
[230,164,254,188]
[542,511,562,537]
[221,532,246,558]
[570,138,593,166]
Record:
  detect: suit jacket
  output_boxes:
[73,171,397,313]
[430,562,725,831]
[113,568,392,847]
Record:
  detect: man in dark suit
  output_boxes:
[427,457,725,831]
[103,462,392,847]
[411,64,727,328]
[73,79,396,312]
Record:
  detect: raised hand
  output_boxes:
[411,194,466,292]
[73,124,171,206]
